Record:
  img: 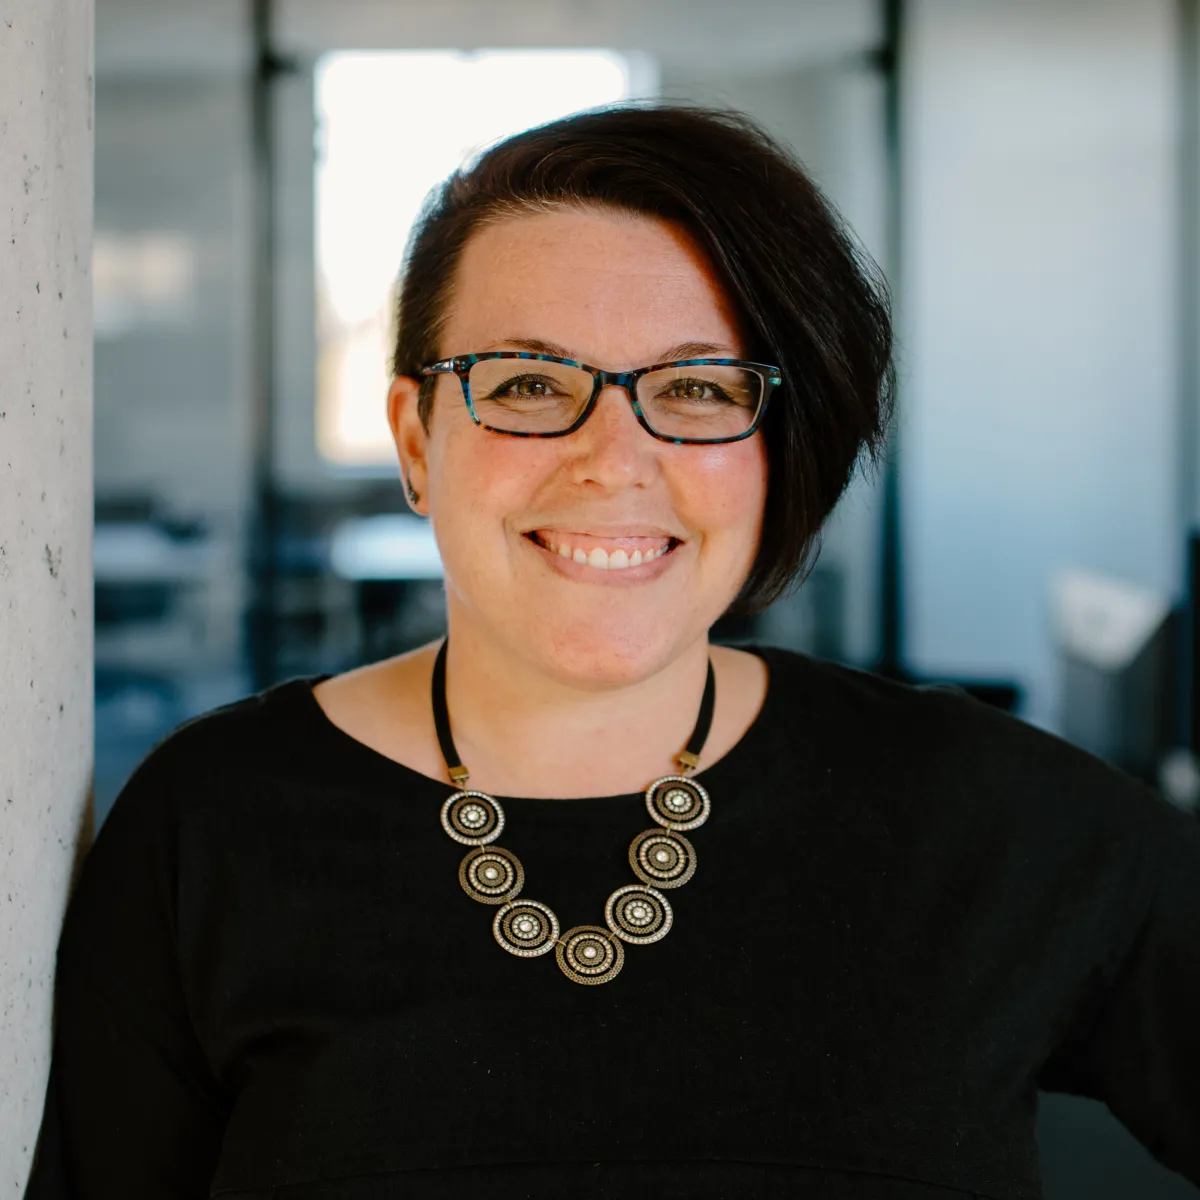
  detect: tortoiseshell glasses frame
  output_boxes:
[417,351,783,446]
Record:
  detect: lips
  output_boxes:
[523,530,681,572]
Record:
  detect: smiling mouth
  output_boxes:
[523,531,682,571]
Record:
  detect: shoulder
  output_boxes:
[153,676,312,776]
[98,675,323,842]
[59,677,321,978]
[745,641,1172,846]
[749,644,1197,962]
[750,639,1118,769]
[751,639,1009,732]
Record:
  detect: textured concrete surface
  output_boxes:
[0,0,94,1189]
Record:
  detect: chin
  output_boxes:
[532,616,691,688]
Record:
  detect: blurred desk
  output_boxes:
[94,521,218,584]
[329,515,445,660]
[329,514,443,581]
[93,520,224,682]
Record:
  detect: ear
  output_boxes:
[387,374,428,515]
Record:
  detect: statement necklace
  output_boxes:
[433,638,716,985]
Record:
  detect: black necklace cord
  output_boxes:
[677,656,716,776]
[431,638,470,786]
[430,637,717,787]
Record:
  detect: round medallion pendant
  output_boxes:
[604,884,672,945]
[459,846,524,905]
[555,925,625,985]
[441,791,505,845]
[493,899,559,957]
[628,828,697,889]
[645,775,710,831]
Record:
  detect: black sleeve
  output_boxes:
[24,747,230,1198]
[1036,783,1200,1186]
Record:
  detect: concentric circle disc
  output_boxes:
[440,791,505,845]
[493,899,559,957]
[555,925,625,985]
[604,884,672,945]
[645,774,710,831]
[628,828,697,889]
[459,846,524,905]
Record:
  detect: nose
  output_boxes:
[566,382,656,488]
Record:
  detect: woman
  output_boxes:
[26,104,1200,1199]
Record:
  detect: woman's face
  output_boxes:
[389,206,769,686]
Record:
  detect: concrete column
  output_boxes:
[0,0,94,1188]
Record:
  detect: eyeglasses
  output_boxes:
[418,352,783,445]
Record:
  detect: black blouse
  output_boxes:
[23,644,1200,1198]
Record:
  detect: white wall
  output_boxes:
[0,0,94,1186]
[902,0,1180,727]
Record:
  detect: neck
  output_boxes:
[438,614,713,800]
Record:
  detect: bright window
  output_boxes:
[314,49,653,466]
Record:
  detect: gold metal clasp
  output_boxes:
[676,750,700,775]
[448,764,470,786]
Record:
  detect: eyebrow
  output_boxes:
[483,337,734,363]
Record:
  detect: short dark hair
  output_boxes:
[391,102,894,615]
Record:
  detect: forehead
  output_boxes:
[441,207,745,363]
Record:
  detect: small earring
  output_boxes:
[406,477,420,505]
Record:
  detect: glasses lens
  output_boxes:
[636,364,764,440]
[467,358,593,433]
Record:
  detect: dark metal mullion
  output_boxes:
[1189,536,1200,755]
[875,0,906,680]
[1178,0,1200,754]
[246,0,283,689]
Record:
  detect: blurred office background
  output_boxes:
[91,2,1200,1190]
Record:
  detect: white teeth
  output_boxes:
[534,533,673,570]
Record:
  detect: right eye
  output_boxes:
[484,374,565,400]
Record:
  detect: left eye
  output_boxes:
[512,377,554,397]
[660,378,731,404]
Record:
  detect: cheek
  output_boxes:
[685,440,769,535]
[435,426,541,525]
